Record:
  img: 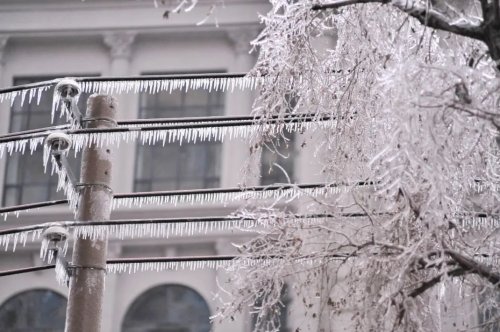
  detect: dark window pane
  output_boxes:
[134,74,223,192]
[0,289,67,331]
[122,284,211,332]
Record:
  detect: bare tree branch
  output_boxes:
[313,0,485,40]
[409,267,466,298]
[446,249,500,287]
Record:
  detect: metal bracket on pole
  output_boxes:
[41,226,72,287]
[55,79,83,126]
[45,132,78,187]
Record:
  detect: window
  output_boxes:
[260,131,295,185]
[2,76,86,206]
[134,81,223,191]
[122,284,211,332]
[0,289,67,331]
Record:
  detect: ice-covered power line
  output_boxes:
[0,265,55,277]
[0,254,348,279]
[0,73,259,108]
[0,114,335,157]
[0,214,355,252]
[0,182,363,219]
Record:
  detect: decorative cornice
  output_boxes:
[103,32,136,60]
[227,27,260,55]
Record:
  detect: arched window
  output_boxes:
[0,289,67,331]
[122,284,211,332]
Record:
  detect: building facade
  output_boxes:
[0,1,324,331]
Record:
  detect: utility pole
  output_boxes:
[65,94,117,332]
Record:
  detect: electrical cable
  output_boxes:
[0,114,333,145]
[76,72,247,83]
[0,182,370,216]
[0,213,370,237]
[0,253,350,277]
[0,73,249,96]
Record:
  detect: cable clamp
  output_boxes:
[74,183,113,193]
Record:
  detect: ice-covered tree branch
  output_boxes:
[314,0,484,40]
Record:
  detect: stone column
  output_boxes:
[222,27,259,188]
[103,32,136,77]
[103,32,137,193]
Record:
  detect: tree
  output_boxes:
[214,1,500,331]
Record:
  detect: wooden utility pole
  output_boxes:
[65,94,116,332]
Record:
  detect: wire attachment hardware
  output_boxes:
[41,225,71,286]
[55,79,83,126]
[45,132,78,187]
[40,225,70,263]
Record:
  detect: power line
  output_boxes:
[0,265,55,277]
[76,72,247,83]
[0,114,332,145]
[0,182,367,216]
[0,253,350,277]
[0,199,67,215]
[0,73,249,96]
[0,213,367,237]
[0,79,58,95]
[0,125,70,140]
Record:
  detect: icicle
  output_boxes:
[55,255,70,286]
[77,76,262,96]
[106,256,320,275]
[110,184,339,211]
